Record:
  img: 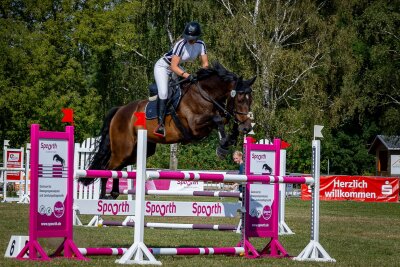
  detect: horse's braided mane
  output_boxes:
[196,61,237,82]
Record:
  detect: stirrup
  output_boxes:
[154,124,165,137]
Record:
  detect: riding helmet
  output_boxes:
[183,22,202,41]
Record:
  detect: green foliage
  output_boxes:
[286,137,312,174]
[324,131,375,175]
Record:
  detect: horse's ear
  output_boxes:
[246,76,256,86]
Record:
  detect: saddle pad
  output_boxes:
[145,89,182,119]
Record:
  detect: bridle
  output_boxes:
[229,83,253,120]
[193,79,253,125]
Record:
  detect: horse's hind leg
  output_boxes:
[107,141,136,199]
[110,177,120,199]
[105,103,140,199]
[99,173,120,199]
[100,178,108,199]
[147,142,157,157]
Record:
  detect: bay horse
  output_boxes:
[79,61,255,199]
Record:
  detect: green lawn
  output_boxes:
[0,198,399,267]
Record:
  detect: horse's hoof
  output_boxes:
[99,195,112,200]
[216,146,229,159]
[110,192,120,199]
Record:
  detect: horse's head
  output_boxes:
[193,62,255,159]
[195,62,255,134]
[228,76,256,134]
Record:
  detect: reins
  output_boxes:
[192,80,250,125]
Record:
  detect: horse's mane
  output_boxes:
[196,61,237,82]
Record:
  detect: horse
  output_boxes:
[79,61,255,199]
[53,154,65,167]
[262,163,272,174]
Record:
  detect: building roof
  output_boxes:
[368,135,400,154]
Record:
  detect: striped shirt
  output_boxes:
[163,39,207,64]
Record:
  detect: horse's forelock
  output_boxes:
[235,76,255,94]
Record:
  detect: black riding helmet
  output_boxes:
[183,22,202,41]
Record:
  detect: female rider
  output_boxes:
[153,21,209,137]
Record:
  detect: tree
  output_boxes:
[214,1,329,141]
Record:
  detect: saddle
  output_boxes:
[145,82,182,120]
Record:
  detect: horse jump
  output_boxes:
[15,124,335,265]
[75,132,314,264]
[72,136,294,236]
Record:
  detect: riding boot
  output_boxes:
[154,98,168,137]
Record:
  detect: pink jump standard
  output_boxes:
[16,124,87,261]
[239,138,288,258]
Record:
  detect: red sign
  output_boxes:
[301,176,399,202]
[6,150,23,181]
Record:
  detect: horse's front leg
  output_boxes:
[99,177,119,199]
[213,115,230,159]
[226,122,239,147]
[212,115,227,143]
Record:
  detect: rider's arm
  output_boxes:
[170,55,190,79]
[200,54,209,69]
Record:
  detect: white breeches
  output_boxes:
[154,58,172,100]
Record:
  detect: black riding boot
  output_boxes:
[154,98,168,137]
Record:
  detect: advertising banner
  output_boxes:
[74,199,240,217]
[106,179,204,192]
[6,150,23,181]
[146,180,204,191]
[246,183,275,236]
[301,176,399,202]
[37,139,68,231]
[244,138,280,238]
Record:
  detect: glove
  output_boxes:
[188,74,197,83]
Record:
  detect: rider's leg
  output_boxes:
[154,98,167,137]
[153,59,170,137]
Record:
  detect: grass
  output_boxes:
[0,197,399,267]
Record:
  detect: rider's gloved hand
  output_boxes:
[188,74,197,83]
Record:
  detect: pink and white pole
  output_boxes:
[101,220,238,231]
[75,169,313,185]
[80,247,244,256]
[146,171,313,184]
[75,169,136,179]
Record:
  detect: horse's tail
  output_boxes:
[78,107,120,186]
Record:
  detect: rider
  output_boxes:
[153,21,209,137]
